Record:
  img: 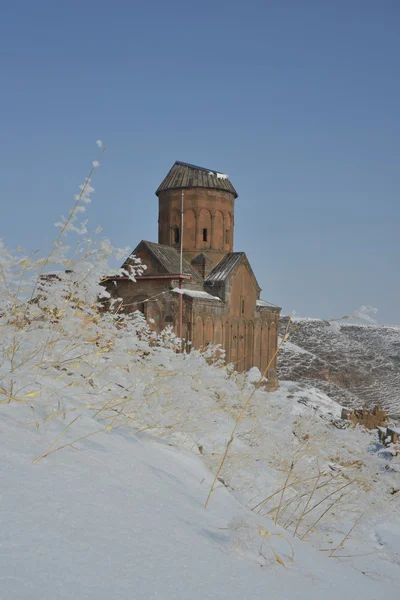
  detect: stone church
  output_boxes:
[103,161,281,385]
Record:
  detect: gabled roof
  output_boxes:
[124,241,203,285]
[205,252,244,284]
[171,288,221,302]
[190,252,212,266]
[205,252,261,292]
[156,161,238,198]
[257,299,281,311]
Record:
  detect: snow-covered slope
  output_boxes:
[278,317,400,417]
[1,397,399,600]
[1,375,399,599]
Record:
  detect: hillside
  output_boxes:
[278,317,400,417]
[2,379,400,599]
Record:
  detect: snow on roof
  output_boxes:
[156,161,238,198]
[256,299,280,309]
[205,253,245,284]
[208,171,229,180]
[172,288,221,301]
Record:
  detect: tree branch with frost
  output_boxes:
[28,143,107,303]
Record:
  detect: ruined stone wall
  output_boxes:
[341,405,388,429]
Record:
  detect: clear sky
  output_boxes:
[1,0,399,324]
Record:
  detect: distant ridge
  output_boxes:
[278,317,400,418]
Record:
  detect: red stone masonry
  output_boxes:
[103,161,281,386]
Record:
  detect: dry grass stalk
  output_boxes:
[34,415,82,463]
[303,479,354,517]
[258,527,294,567]
[251,472,323,512]
[293,467,322,537]
[301,491,350,540]
[33,417,140,463]
[329,513,364,557]
[204,316,293,509]
[28,145,107,304]
[274,461,294,525]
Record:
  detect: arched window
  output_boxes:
[224,213,232,248]
[173,227,180,245]
[199,209,211,248]
[137,301,146,317]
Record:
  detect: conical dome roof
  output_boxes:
[156,161,238,198]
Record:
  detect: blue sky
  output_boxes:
[1,0,399,324]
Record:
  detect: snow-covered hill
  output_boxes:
[278,317,400,417]
[2,382,399,600]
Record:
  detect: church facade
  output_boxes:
[103,161,281,385]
